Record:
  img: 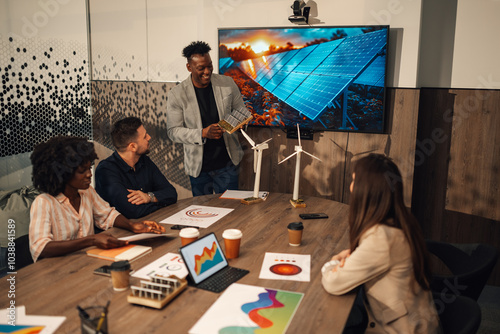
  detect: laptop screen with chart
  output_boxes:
[180,233,229,284]
[179,233,249,292]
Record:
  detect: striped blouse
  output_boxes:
[29,186,121,262]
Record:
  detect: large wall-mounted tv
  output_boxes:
[218,26,388,133]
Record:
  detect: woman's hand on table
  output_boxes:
[129,220,166,234]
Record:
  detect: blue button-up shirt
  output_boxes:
[95,152,177,219]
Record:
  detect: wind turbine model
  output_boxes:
[279,124,321,208]
[240,129,272,205]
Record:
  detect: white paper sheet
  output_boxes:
[159,205,234,228]
[118,233,174,242]
[0,305,66,334]
[131,252,188,280]
[258,252,311,282]
[219,190,269,200]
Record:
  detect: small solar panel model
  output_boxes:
[127,275,187,309]
[218,25,389,134]
[218,107,253,134]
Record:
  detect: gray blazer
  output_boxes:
[166,73,244,177]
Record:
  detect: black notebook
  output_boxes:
[179,233,248,293]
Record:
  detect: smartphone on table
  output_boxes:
[93,265,112,277]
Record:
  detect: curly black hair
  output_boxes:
[31,136,98,196]
[111,116,142,152]
[182,41,211,60]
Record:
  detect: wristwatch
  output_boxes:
[147,192,156,202]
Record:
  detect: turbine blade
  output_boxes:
[261,138,272,144]
[240,129,255,147]
[303,150,322,162]
[278,152,298,164]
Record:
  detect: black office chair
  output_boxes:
[426,240,498,301]
[433,292,481,334]
[4,234,34,271]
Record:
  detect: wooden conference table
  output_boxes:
[1,193,355,333]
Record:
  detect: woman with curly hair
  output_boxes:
[29,136,165,262]
[322,154,441,333]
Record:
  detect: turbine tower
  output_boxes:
[278,124,321,207]
[240,129,272,204]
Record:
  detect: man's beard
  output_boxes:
[138,148,150,155]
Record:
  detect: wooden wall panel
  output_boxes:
[446,90,500,221]
[412,88,500,286]
[411,88,455,240]
[343,133,388,203]
[386,88,421,206]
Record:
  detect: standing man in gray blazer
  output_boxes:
[166,41,246,196]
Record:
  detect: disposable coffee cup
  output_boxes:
[287,222,304,246]
[179,227,200,246]
[222,229,242,259]
[110,260,131,291]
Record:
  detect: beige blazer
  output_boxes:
[322,224,441,334]
[166,73,244,177]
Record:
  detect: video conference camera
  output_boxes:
[289,0,310,24]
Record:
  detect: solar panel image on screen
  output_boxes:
[218,26,388,133]
[254,51,293,86]
[262,46,315,92]
[272,72,309,101]
[219,57,234,73]
[286,75,351,120]
[354,56,386,87]
[254,53,285,83]
[263,70,289,92]
[236,30,386,121]
[293,40,341,74]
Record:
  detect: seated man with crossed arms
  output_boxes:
[95,117,177,219]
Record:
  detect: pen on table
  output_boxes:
[96,300,110,333]
[77,305,89,319]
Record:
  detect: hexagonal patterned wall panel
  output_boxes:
[0,35,91,157]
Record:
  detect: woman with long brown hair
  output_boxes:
[322,154,441,333]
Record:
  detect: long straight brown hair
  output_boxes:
[348,154,431,290]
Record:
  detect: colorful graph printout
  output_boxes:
[132,252,188,280]
[259,253,311,282]
[159,205,234,228]
[189,283,303,334]
[0,324,44,334]
[0,306,65,334]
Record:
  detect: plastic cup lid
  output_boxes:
[222,229,242,240]
[179,227,200,238]
[110,260,130,271]
[287,222,304,230]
